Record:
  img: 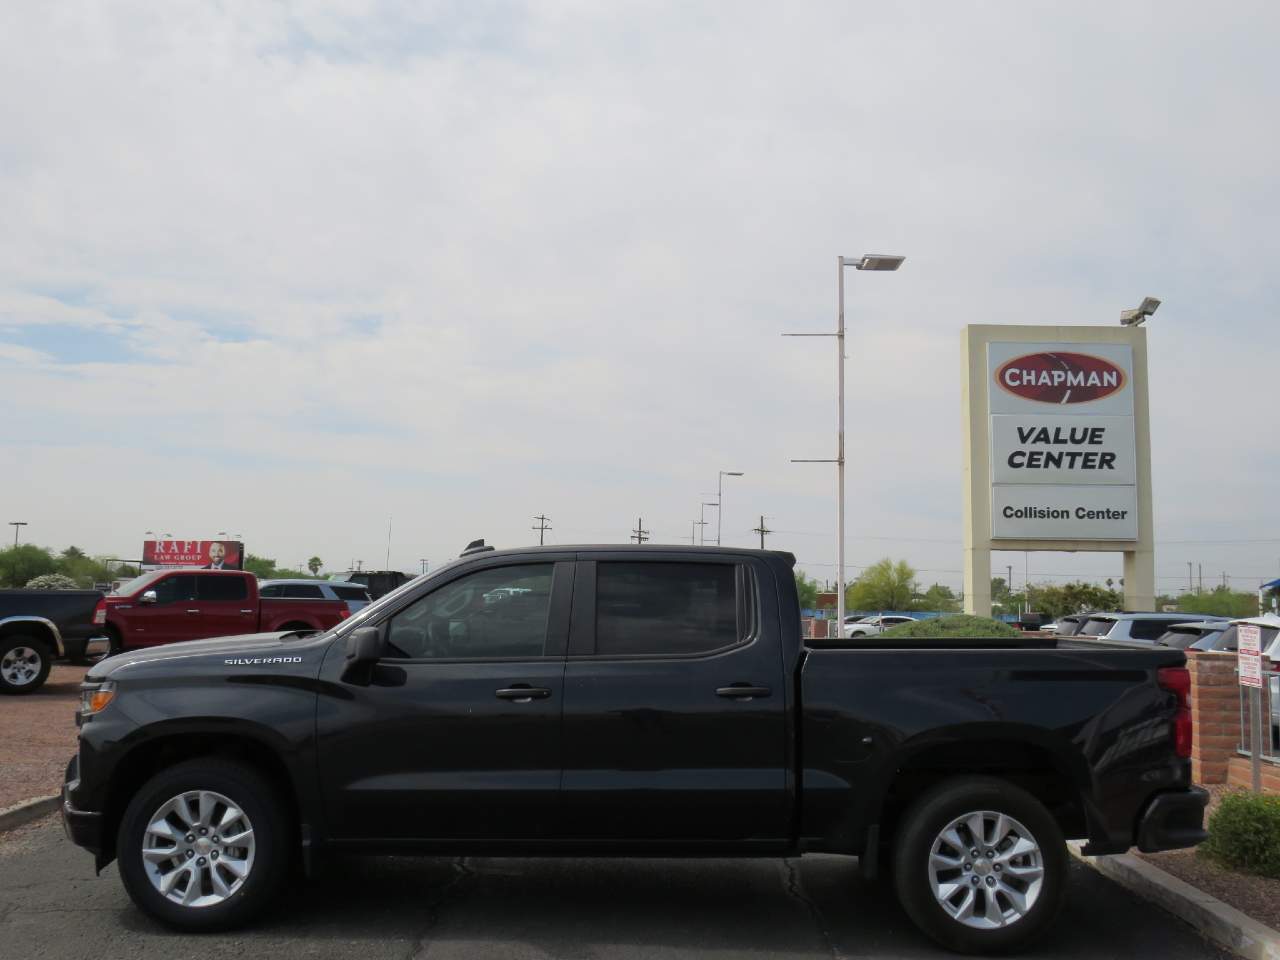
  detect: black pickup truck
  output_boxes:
[62,545,1206,952]
[1,589,108,693]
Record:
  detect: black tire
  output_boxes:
[105,626,124,657]
[0,635,52,694]
[117,759,291,931]
[892,776,1067,954]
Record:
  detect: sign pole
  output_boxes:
[1238,623,1264,792]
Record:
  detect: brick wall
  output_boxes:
[1227,755,1280,792]
[1187,651,1242,785]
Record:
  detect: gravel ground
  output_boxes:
[0,664,85,809]
[1138,783,1280,932]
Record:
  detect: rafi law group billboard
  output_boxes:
[142,539,245,570]
[988,341,1138,541]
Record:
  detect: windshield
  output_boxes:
[1080,617,1116,637]
[110,570,168,596]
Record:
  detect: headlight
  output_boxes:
[79,680,116,717]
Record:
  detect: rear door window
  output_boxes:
[1080,618,1115,637]
[332,586,371,601]
[1129,619,1176,641]
[198,576,249,602]
[594,562,741,657]
[281,584,325,599]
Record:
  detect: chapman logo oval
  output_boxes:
[995,352,1127,404]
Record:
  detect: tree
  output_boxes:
[847,558,917,612]
[1024,582,1123,621]
[242,554,279,579]
[1176,587,1258,619]
[794,570,820,609]
[308,556,323,576]
[0,544,59,587]
[917,583,960,613]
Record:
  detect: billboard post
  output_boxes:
[962,325,1154,616]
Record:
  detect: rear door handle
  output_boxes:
[716,684,772,700]
[186,609,200,615]
[495,686,552,702]
[240,609,253,615]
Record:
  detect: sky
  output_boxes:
[1,1,1278,596]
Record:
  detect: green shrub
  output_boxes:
[24,573,80,590]
[879,614,1022,640]
[1200,791,1280,878]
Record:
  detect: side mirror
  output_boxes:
[342,627,384,685]
[140,590,158,605]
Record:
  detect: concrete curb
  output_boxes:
[1069,841,1280,960]
[0,794,59,834]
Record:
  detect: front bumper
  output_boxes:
[60,755,103,856]
[1135,786,1210,853]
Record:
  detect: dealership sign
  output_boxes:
[988,342,1137,540]
[142,539,245,570]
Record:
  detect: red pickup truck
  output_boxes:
[102,569,349,654]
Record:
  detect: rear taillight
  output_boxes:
[93,599,107,625]
[339,608,351,619]
[1158,666,1192,759]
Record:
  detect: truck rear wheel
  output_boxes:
[0,635,52,694]
[892,776,1067,954]
[116,759,291,931]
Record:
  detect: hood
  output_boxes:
[87,631,322,680]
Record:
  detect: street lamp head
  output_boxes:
[1120,296,1161,326]
[721,471,745,477]
[849,254,905,272]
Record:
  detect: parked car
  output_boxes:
[1049,613,1092,637]
[102,569,351,654]
[1077,612,1229,644]
[0,589,109,693]
[1195,614,1280,654]
[843,614,917,637]
[259,579,372,615]
[65,544,1205,952]
[338,569,413,600]
[1154,621,1230,650]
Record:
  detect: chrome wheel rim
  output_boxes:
[928,809,1044,929]
[1,646,41,686]
[142,790,256,907]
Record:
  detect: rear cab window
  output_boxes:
[592,561,750,657]
[1080,617,1116,637]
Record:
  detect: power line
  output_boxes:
[532,514,552,546]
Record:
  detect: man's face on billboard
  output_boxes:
[209,542,226,564]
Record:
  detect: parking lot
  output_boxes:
[0,814,1230,960]
[1,663,85,809]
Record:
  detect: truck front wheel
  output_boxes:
[0,635,52,694]
[116,759,291,931]
[892,776,1067,954]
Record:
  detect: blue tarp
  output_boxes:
[1264,579,1280,590]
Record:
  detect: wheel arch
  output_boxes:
[0,616,63,658]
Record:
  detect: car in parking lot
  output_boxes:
[1077,612,1229,644]
[842,614,917,637]
[258,579,372,615]
[1153,620,1231,650]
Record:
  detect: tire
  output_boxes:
[105,626,124,657]
[117,759,291,931]
[892,776,1067,954]
[0,635,52,694]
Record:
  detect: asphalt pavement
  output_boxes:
[0,815,1231,960]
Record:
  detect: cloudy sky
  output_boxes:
[1,1,1277,595]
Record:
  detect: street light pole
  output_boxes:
[717,471,744,546]
[9,521,27,548]
[786,253,904,639]
[699,502,717,546]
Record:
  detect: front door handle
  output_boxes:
[186,609,200,615]
[495,685,552,702]
[240,609,253,615]
[716,683,772,700]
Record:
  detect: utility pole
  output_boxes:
[1188,561,1193,595]
[630,517,649,544]
[355,559,363,572]
[689,520,697,545]
[716,471,744,546]
[1007,565,1013,603]
[1198,563,1203,594]
[9,521,28,548]
[753,515,772,549]
[532,514,552,546]
[419,558,429,575]
[385,517,392,570]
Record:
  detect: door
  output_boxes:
[559,557,790,843]
[196,574,257,638]
[125,574,202,646]
[317,558,573,841]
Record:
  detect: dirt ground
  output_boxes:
[0,664,86,810]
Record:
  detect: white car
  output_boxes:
[843,614,918,638]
